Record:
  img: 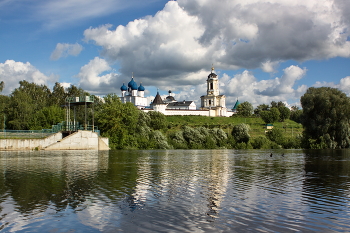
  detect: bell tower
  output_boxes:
[200,65,227,116]
[206,66,220,96]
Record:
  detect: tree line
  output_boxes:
[0,81,91,130]
[235,100,302,123]
[234,87,350,149]
[1,80,349,149]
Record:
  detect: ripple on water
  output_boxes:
[0,149,350,232]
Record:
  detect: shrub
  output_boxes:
[251,136,271,149]
[235,142,248,149]
[266,127,284,145]
[232,123,250,143]
[148,111,168,130]
[150,130,171,149]
[281,136,302,149]
[210,128,228,147]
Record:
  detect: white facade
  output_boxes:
[120,68,234,117]
[120,77,148,109]
[166,101,196,110]
[199,66,229,117]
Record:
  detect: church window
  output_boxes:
[210,83,213,90]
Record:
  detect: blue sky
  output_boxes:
[1,0,350,108]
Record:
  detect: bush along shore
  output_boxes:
[95,87,350,150]
[95,94,303,150]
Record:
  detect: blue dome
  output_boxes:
[138,83,145,91]
[128,78,138,90]
[120,83,127,91]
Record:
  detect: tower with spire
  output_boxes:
[200,65,227,116]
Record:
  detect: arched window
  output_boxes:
[210,83,213,89]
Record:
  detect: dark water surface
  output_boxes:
[0,149,349,232]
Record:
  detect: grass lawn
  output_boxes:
[166,115,303,138]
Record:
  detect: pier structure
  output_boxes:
[64,95,95,134]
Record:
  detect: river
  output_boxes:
[0,149,349,232]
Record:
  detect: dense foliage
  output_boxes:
[301,87,350,149]
[0,80,308,150]
[236,101,253,117]
[290,106,303,123]
[260,108,280,124]
[232,123,250,143]
[257,101,291,123]
[1,81,91,130]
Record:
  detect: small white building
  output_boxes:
[167,101,196,110]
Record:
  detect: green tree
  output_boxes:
[7,81,51,129]
[232,123,250,143]
[251,136,271,149]
[290,106,303,123]
[182,126,205,149]
[34,105,65,129]
[7,91,32,129]
[300,87,350,149]
[50,82,67,106]
[271,101,285,108]
[149,130,171,149]
[0,81,4,92]
[236,101,253,117]
[148,111,167,130]
[266,127,284,145]
[95,94,140,149]
[169,130,188,149]
[211,128,227,147]
[0,94,9,130]
[254,104,269,116]
[260,107,280,124]
[278,106,291,122]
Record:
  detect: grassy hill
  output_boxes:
[166,115,303,138]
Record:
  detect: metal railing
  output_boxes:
[0,129,54,139]
[0,122,99,139]
[65,95,94,103]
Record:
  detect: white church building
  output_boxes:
[120,76,148,108]
[120,67,234,117]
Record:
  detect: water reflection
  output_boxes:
[0,149,349,232]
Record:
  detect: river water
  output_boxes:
[0,149,349,232]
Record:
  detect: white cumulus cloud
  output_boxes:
[82,0,350,99]
[84,1,208,83]
[256,65,307,96]
[76,57,119,95]
[313,76,350,97]
[50,43,83,60]
[171,65,308,108]
[0,60,56,95]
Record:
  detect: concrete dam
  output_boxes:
[0,130,109,151]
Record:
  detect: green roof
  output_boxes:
[232,99,240,110]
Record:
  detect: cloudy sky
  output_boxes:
[1,0,349,108]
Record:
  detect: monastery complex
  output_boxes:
[120,67,235,117]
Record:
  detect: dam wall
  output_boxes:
[0,131,109,151]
